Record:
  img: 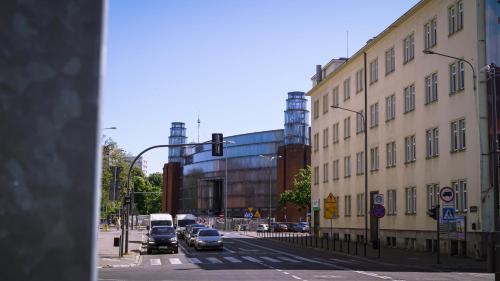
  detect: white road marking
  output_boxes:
[354,271,399,280]
[223,247,236,253]
[207,257,222,264]
[238,248,259,252]
[150,258,161,266]
[188,258,202,264]
[260,256,282,263]
[277,256,300,263]
[291,275,302,280]
[241,256,261,263]
[223,256,242,263]
[169,258,182,265]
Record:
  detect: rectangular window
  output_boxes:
[386,141,396,167]
[313,166,319,185]
[323,162,329,183]
[369,58,378,84]
[405,187,417,214]
[449,63,457,94]
[332,123,339,144]
[356,151,364,175]
[387,190,397,215]
[404,84,416,113]
[313,99,319,119]
[356,110,364,133]
[452,179,467,212]
[356,69,364,93]
[425,72,438,104]
[344,156,351,178]
[356,193,365,216]
[333,159,339,180]
[403,33,415,63]
[313,133,319,152]
[343,78,351,100]
[386,94,396,121]
[344,195,351,216]
[385,47,395,74]
[332,86,339,107]
[451,119,466,151]
[370,103,379,128]
[426,128,439,157]
[322,94,329,114]
[458,61,465,91]
[323,128,329,148]
[344,117,351,139]
[424,19,437,49]
[405,135,416,163]
[449,4,456,34]
[370,147,379,171]
[457,1,463,31]
[426,183,439,210]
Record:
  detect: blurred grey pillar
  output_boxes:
[0,1,105,281]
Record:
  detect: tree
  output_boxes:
[278,166,311,213]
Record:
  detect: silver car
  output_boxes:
[187,227,207,247]
[194,229,223,251]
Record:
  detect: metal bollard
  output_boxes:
[339,239,343,252]
[333,237,336,251]
[378,238,381,258]
[356,241,358,255]
[347,240,350,254]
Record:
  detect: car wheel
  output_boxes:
[147,248,152,255]
[173,248,178,254]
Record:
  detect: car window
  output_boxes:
[199,229,220,236]
[151,227,175,235]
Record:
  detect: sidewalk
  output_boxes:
[97,228,146,268]
[238,231,488,273]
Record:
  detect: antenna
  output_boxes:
[197,115,201,144]
[346,30,349,58]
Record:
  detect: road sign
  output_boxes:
[372,204,386,218]
[439,186,455,202]
[248,207,253,212]
[244,212,253,219]
[313,199,320,211]
[324,193,337,219]
[442,207,456,221]
[373,194,384,205]
[254,210,261,218]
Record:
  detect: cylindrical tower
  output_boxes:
[168,122,187,164]
[284,91,310,145]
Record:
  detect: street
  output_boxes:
[98,231,493,281]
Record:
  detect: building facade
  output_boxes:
[308,0,497,259]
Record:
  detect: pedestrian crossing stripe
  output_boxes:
[188,258,202,264]
[223,257,242,263]
[260,257,282,263]
[206,257,222,264]
[169,258,182,265]
[241,256,261,263]
[150,258,161,266]
[145,255,326,265]
[277,256,301,263]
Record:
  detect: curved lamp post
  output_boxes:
[259,154,282,230]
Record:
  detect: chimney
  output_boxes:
[316,65,322,84]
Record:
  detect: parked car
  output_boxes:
[194,229,224,251]
[292,222,310,233]
[278,223,288,232]
[285,223,295,232]
[256,224,269,232]
[187,227,207,247]
[146,226,178,254]
[270,223,280,232]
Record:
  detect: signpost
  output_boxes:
[324,193,337,238]
[372,204,386,218]
[439,186,455,203]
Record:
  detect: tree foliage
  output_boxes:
[278,166,311,212]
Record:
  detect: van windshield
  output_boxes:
[151,220,172,227]
[178,220,196,227]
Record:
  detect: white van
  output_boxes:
[148,213,173,231]
[175,214,197,238]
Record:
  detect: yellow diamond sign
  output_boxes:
[324,193,338,219]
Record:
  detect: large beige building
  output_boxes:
[308,0,499,258]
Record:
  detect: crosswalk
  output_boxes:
[147,255,321,266]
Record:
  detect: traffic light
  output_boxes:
[427,206,438,220]
[212,133,223,156]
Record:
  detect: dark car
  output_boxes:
[187,227,207,246]
[183,223,205,240]
[147,226,178,254]
[292,222,310,233]
[285,223,295,232]
[270,223,280,232]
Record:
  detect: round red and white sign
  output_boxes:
[439,186,455,203]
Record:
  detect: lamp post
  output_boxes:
[224,140,235,232]
[260,154,282,230]
[331,105,368,255]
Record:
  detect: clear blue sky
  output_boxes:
[102,0,419,174]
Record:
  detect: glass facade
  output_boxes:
[284,91,310,145]
[168,122,187,164]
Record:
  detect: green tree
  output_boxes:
[278,166,311,212]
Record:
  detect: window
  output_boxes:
[449,1,464,35]
[370,103,379,128]
[355,69,364,93]
[458,61,465,91]
[370,147,379,171]
[332,159,339,180]
[403,33,415,63]
[404,84,415,113]
[313,99,319,119]
[426,183,439,210]
[452,179,467,212]
[449,4,456,34]
[332,86,339,107]
[369,58,378,84]
[322,94,329,114]
[356,110,364,133]
[386,94,396,121]
[343,78,351,100]
[450,60,465,94]
[451,119,466,151]
[344,156,351,178]
[425,72,438,104]
[385,47,395,74]
[386,141,396,167]
[323,128,329,148]
[426,128,439,157]
[405,135,416,163]
[405,187,417,214]
[387,190,397,215]
[356,152,364,175]
[313,166,319,185]
[323,163,329,183]
[313,133,319,152]
[424,18,437,49]
[332,123,339,144]
[344,195,352,216]
[357,193,365,216]
[449,63,457,93]
[344,117,351,139]
[457,1,463,31]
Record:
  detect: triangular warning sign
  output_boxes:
[442,208,455,220]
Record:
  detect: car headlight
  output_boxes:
[170,237,177,242]
[217,240,223,243]
[148,238,155,244]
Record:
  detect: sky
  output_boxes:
[102,0,419,174]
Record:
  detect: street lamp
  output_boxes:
[259,154,282,230]
[224,140,235,232]
[103,126,117,130]
[331,105,368,256]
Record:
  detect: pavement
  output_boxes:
[97,228,146,268]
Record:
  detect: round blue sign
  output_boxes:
[372,204,386,218]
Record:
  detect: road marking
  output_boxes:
[260,256,282,263]
[238,248,259,252]
[207,257,222,264]
[291,275,302,280]
[150,258,161,266]
[188,258,202,264]
[241,256,261,263]
[277,256,300,263]
[223,256,242,263]
[169,258,182,265]
[329,258,358,265]
[178,242,189,254]
[223,247,236,253]
[468,273,493,278]
[354,271,398,280]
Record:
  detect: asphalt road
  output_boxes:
[98,231,493,281]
